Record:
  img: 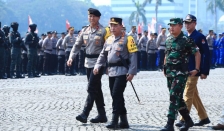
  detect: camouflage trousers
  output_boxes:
[167,75,188,120]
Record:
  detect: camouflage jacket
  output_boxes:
[165,31,198,77]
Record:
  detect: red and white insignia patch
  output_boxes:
[202,39,205,44]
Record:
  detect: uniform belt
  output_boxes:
[59,49,64,51]
[67,46,73,48]
[53,48,56,49]
[108,59,129,67]
[160,45,166,46]
[85,54,99,58]
[148,49,157,50]
[46,49,52,51]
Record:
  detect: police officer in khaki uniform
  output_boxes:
[51,31,58,74]
[42,31,53,75]
[94,17,138,129]
[206,30,214,68]
[138,30,148,70]
[56,32,66,75]
[37,33,46,75]
[67,8,110,123]
[63,27,77,76]
[0,22,7,79]
[156,28,167,71]
[146,33,157,71]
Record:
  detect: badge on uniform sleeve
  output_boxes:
[127,36,138,53]
[202,39,205,44]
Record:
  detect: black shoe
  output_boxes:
[28,75,34,78]
[194,117,210,126]
[34,74,41,77]
[179,119,194,131]
[106,114,119,129]
[90,115,107,123]
[65,73,71,76]
[16,74,25,78]
[0,73,7,79]
[119,114,129,129]
[175,120,184,127]
[160,124,174,131]
[76,113,87,123]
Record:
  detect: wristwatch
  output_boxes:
[195,68,200,72]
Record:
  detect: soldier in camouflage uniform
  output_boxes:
[25,24,40,78]
[67,8,110,124]
[161,18,201,131]
[94,17,138,129]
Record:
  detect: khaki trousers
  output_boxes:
[180,76,208,121]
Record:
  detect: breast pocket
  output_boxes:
[94,35,102,46]
[115,43,124,52]
[83,35,89,44]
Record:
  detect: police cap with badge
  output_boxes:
[183,14,197,23]
[88,8,101,17]
[109,17,122,25]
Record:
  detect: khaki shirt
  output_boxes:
[62,34,76,52]
[156,33,167,50]
[146,38,157,53]
[69,24,110,68]
[42,36,53,54]
[206,35,213,50]
[56,37,65,55]
[94,34,138,77]
[138,35,148,51]
[51,37,58,55]
[38,39,44,55]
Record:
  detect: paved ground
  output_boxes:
[0,69,224,131]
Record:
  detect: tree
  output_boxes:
[205,0,224,32]
[143,0,174,31]
[129,0,147,26]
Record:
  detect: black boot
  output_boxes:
[16,74,25,78]
[90,114,107,123]
[28,73,34,78]
[160,118,175,131]
[0,72,7,79]
[175,120,184,127]
[10,72,16,79]
[106,114,119,129]
[76,112,88,123]
[90,108,107,123]
[34,72,41,77]
[119,114,129,129]
[179,108,194,131]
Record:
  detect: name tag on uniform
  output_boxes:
[94,35,101,40]
[83,35,88,39]
[105,46,111,51]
